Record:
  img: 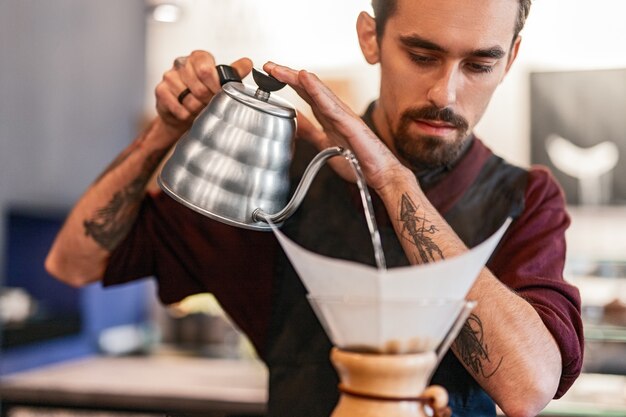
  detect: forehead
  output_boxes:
[387,0,519,52]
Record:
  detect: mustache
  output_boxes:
[401,106,469,131]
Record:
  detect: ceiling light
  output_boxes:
[152,4,181,23]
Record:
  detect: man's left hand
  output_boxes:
[264,62,409,194]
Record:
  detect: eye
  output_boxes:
[408,53,437,66]
[466,62,495,74]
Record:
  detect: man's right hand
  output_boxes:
[155,51,253,140]
[45,52,253,287]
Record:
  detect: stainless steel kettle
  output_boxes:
[158,65,345,230]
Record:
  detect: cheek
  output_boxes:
[379,66,427,125]
[462,80,501,127]
[378,71,402,127]
[377,43,432,125]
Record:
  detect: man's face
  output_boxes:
[371,0,520,169]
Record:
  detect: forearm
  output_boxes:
[458,271,562,416]
[377,172,561,416]
[45,118,176,286]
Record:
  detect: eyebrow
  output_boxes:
[399,34,506,59]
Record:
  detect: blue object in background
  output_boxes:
[0,207,151,375]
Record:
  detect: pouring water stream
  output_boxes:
[342,149,387,270]
[254,146,387,270]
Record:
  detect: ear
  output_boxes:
[357,11,380,65]
[502,35,522,79]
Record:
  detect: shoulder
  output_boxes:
[496,164,571,261]
[525,165,569,213]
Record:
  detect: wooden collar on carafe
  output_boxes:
[337,384,452,417]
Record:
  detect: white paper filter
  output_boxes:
[272,218,511,300]
[270,218,511,352]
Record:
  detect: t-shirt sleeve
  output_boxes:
[102,191,205,304]
[488,166,584,398]
[102,190,278,351]
[102,196,154,285]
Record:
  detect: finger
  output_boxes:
[263,62,316,106]
[155,82,192,122]
[188,50,221,96]
[162,69,205,114]
[265,63,357,148]
[230,57,254,81]
[264,62,344,117]
[177,56,213,104]
[174,85,205,113]
[296,71,397,170]
[265,63,356,137]
[264,61,300,84]
[298,71,376,146]
[298,70,357,123]
[173,56,187,69]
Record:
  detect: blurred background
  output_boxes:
[1,0,625,416]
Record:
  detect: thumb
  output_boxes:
[230,57,254,80]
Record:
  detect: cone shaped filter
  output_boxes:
[267,218,512,354]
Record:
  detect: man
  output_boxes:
[46,0,583,416]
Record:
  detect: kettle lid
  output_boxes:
[222,69,296,119]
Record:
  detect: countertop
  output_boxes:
[0,353,268,416]
[1,353,624,416]
[542,373,626,417]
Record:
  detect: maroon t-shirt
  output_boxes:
[103,138,583,398]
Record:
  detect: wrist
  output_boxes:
[375,164,420,200]
[143,117,184,151]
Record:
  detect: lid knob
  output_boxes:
[253,68,286,101]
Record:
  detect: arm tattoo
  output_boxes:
[399,193,444,263]
[454,313,503,379]
[83,148,166,251]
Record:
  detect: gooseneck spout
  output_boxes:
[254,145,387,270]
[252,146,347,224]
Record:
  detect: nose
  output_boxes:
[426,66,459,109]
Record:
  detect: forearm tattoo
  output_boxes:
[454,313,503,379]
[83,148,166,251]
[399,193,444,263]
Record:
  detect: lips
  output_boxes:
[412,119,457,136]
[399,106,469,140]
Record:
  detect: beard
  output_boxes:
[393,106,471,170]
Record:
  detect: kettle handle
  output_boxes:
[216,65,242,86]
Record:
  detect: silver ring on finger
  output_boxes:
[174,56,187,69]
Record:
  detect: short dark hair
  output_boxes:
[371,0,532,42]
